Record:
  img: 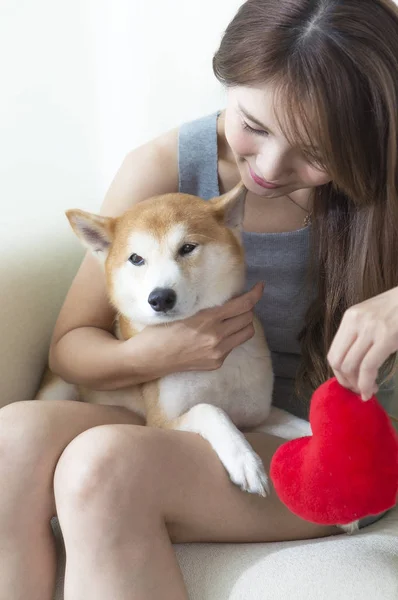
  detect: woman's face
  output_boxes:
[224,85,332,198]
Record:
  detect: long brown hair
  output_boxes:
[213,0,398,400]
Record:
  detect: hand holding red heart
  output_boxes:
[327,286,398,401]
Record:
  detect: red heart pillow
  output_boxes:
[270,377,398,525]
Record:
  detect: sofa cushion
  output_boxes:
[52,507,398,600]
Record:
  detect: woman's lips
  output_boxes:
[248,165,283,189]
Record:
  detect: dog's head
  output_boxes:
[66,182,247,326]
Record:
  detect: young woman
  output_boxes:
[1,1,398,598]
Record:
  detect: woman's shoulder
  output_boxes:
[100,110,228,218]
[100,127,180,217]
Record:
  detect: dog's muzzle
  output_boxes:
[148,288,177,313]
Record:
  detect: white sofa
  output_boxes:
[0,233,396,600]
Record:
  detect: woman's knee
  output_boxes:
[53,424,160,515]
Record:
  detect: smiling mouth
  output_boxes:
[247,165,286,189]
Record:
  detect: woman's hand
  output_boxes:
[126,282,265,377]
[327,286,398,401]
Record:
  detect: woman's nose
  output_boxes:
[256,146,294,183]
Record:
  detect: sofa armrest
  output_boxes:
[0,219,83,406]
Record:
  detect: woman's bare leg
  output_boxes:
[0,400,144,600]
[54,424,341,600]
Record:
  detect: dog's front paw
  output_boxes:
[175,403,269,497]
[221,437,269,497]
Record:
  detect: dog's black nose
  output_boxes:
[148,288,177,312]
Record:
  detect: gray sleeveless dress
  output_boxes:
[178,111,396,421]
[178,111,395,529]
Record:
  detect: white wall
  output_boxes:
[1,0,242,220]
[88,0,243,193]
[0,0,242,402]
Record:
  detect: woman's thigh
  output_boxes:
[59,424,341,544]
[159,429,341,543]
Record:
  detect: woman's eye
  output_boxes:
[179,243,197,256]
[241,119,269,137]
[129,253,145,266]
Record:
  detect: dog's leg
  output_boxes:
[35,367,79,401]
[158,403,269,497]
[247,406,312,440]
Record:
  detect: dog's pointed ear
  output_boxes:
[65,209,116,261]
[210,181,247,229]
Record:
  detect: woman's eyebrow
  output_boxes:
[238,103,274,134]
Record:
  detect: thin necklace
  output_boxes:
[286,194,312,226]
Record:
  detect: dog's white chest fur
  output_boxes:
[158,319,273,428]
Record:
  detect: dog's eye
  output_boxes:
[179,244,197,256]
[129,253,145,266]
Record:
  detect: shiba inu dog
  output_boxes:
[37,182,276,496]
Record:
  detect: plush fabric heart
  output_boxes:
[270,377,398,525]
